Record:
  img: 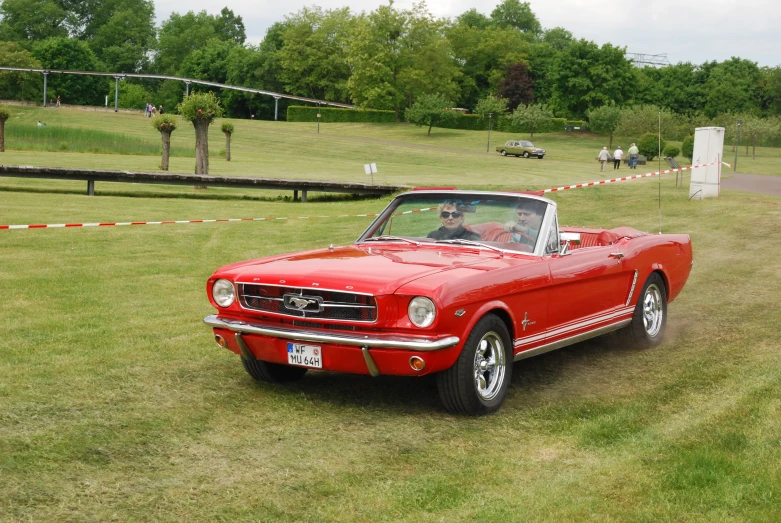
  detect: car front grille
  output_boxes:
[238,284,377,322]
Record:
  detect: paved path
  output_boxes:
[721,174,781,197]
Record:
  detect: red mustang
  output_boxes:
[204,190,692,415]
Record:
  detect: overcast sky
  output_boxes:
[153,0,780,67]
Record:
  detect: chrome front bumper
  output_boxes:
[204,315,460,351]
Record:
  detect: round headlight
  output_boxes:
[408,297,436,328]
[212,279,235,307]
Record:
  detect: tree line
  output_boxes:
[1,0,780,125]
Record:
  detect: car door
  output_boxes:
[545,244,628,330]
[507,142,521,155]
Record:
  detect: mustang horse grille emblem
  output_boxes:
[283,294,323,313]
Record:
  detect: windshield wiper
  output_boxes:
[435,239,506,255]
[363,235,421,246]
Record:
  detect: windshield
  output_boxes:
[520,141,534,148]
[358,193,550,253]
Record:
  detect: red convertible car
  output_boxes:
[204,190,692,415]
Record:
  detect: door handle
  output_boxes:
[609,252,624,259]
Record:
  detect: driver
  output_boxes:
[504,199,545,247]
[427,200,481,241]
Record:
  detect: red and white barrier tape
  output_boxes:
[1,160,729,231]
[543,160,727,193]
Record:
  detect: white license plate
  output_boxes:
[287,342,322,368]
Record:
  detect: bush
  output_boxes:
[664,145,680,158]
[637,132,666,161]
[681,135,694,160]
[287,106,397,123]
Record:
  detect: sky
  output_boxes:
[153,0,781,67]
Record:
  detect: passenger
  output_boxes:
[504,199,545,247]
[427,200,481,241]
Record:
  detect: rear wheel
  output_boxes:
[618,273,667,349]
[437,314,512,415]
[500,149,507,156]
[242,358,308,383]
[523,151,530,158]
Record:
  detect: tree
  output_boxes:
[347,2,460,120]
[702,58,763,118]
[739,116,774,159]
[0,0,70,42]
[179,38,237,85]
[221,122,234,161]
[152,114,177,171]
[32,37,104,105]
[0,106,10,153]
[496,61,534,110]
[0,42,42,102]
[118,80,152,110]
[637,132,666,161]
[213,7,246,44]
[455,8,490,29]
[155,11,219,75]
[541,27,573,51]
[404,93,459,136]
[277,7,356,103]
[178,92,224,175]
[474,95,508,120]
[549,39,635,118]
[490,0,541,35]
[511,103,552,138]
[764,67,781,116]
[84,0,156,73]
[587,104,621,149]
[614,105,679,141]
[446,25,529,110]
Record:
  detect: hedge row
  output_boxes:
[286,105,582,134]
[287,106,397,123]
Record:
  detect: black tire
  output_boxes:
[618,273,667,349]
[523,151,530,158]
[437,314,513,415]
[500,149,507,156]
[241,357,308,383]
[538,155,544,159]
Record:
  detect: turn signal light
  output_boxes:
[409,356,426,371]
[215,335,227,348]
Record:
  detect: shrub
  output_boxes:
[637,132,666,161]
[664,145,680,158]
[682,135,694,160]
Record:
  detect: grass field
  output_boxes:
[2,108,781,521]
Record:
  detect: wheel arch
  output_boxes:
[649,265,670,297]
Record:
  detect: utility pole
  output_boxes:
[486,113,493,152]
[734,119,742,172]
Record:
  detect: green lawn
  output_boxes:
[2,110,781,521]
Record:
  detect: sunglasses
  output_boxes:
[440,211,462,219]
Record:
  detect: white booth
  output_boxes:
[689,127,725,200]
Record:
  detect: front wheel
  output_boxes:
[500,149,507,156]
[618,273,667,349]
[537,155,544,159]
[437,314,513,415]
[242,357,308,383]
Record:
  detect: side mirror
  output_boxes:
[559,232,581,255]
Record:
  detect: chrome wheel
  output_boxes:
[642,283,664,337]
[473,331,506,401]
[501,149,507,156]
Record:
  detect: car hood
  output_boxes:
[215,244,499,296]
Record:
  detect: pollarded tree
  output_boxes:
[404,93,459,136]
[221,122,234,161]
[178,92,224,175]
[511,103,552,138]
[0,106,10,153]
[587,103,621,149]
[152,114,177,171]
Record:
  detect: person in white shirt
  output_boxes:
[613,146,623,169]
[597,147,611,172]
